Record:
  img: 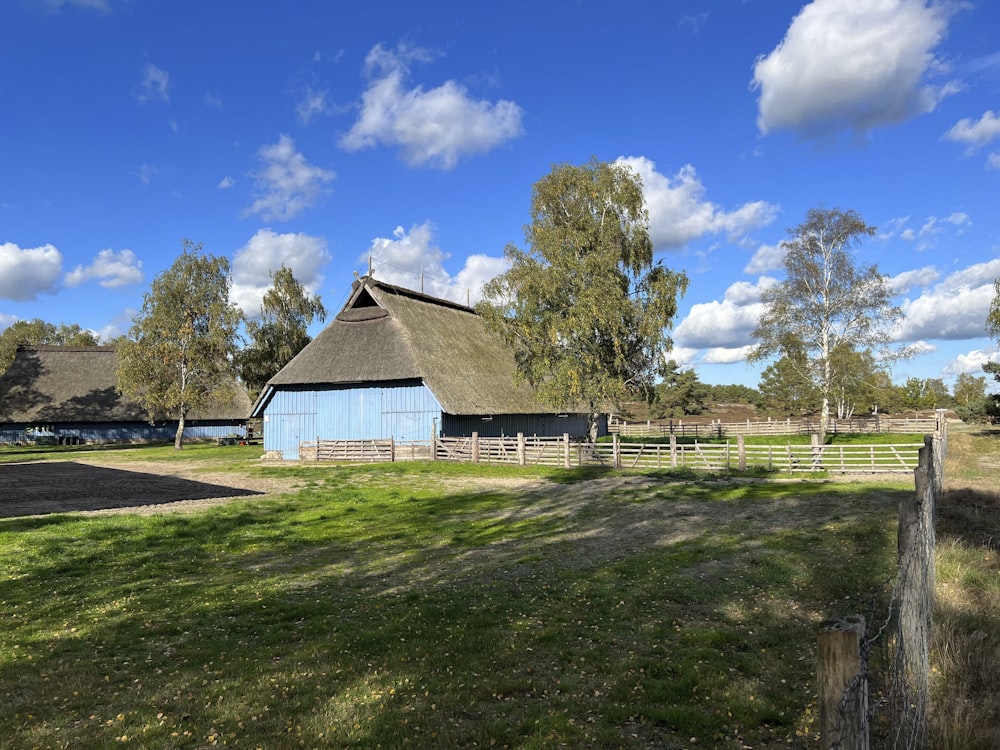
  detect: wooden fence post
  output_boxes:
[613,432,621,469]
[737,434,746,471]
[818,616,869,750]
[669,434,677,467]
[517,433,526,466]
[471,431,480,463]
[563,433,570,469]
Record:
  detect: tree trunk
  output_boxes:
[588,412,600,443]
[174,409,186,450]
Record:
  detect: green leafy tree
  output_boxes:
[899,377,951,411]
[477,158,689,440]
[829,345,891,419]
[758,351,820,416]
[236,265,326,397]
[953,373,990,423]
[986,278,1000,385]
[748,208,904,441]
[116,240,245,449]
[649,360,709,418]
[0,320,99,374]
[705,383,764,408]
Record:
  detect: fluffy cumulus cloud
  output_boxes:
[943,348,1000,376]
[673,279,773,350]
[752,0,957,140]
[615,157,778,251]
[0,242,63,301]
[895,258,1000,342]
[944,110,1000,151]
[744,242,786,274]
[362,222,506,305]
[244,135,335,222]
[230,229,331,316]
[340,43,524,169]
[889,266,940,295]
[64,248,143,289]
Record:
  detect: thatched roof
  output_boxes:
[258,277,560,416]
[0,346,251,424]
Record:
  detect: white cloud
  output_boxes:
[136,163,158,186]
[667,346,699,367]
[881,212,971,251]
[244,135,335,222]
[896,258,1000,341]
[230,229,331,316]
[0,242,63,301]
[889,266,940,295]
[752,0,956,139]
[944,110,1000,151]
[906,340,938,357]
[362,222,505,305]
[44,0,111,12]
[943,348,1000,376]
[138,63,170,104]
[703,346,754,365]
[673,279,771,349]
[64,248,143,289]
[340,43,524,169]
[218,176,235,189]
[203,91,223,110]
[744,242,785,274]
[988,152,1000,170]
[615,156,779,250]
[296,85,342,125]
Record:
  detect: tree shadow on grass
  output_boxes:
[0,461,262,518]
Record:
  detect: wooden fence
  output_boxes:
[299,438,432,463]
[611,414,940,438]
[300,432,925,474]
[818,433,942,749]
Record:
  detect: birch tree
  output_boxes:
[117,240,244,449]
[236,265,326,397]
[748,208,903,442]
[477,158,688,440]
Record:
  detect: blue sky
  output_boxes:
[2,0,999,388]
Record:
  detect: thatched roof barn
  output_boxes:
[0,345,251,444]
[252,277,600,458]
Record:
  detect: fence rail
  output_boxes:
[299,433,924,473]
[610,415,940,438]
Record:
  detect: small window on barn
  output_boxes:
[353,287,379,308]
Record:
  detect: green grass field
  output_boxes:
[0,427,995,748]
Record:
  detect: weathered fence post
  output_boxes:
[893,436,937,748]
[737,434,746,471]
[471,431,480,463]
[517,432,526,466]
[613,432,621,469]
[818,616,869,750]
[563,433,570,469]
[669,434,677,467]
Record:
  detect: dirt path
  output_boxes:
[0,456,303,518]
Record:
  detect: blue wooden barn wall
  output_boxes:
[262,382,442,459]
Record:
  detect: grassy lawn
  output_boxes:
[2,427,996,749]
[0,445,911,749]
